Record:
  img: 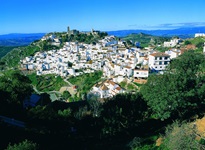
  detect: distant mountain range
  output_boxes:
[0,26,205,46]
[0,33,45,46]
[107,26,205,38]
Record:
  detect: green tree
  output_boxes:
[0,70,33,105]
[101,93,147,136]
[39,93,51,105]
[196,41,204,48]
[6,139,38,150]
[88,98,102,117]
[161,121,205,150]
[62,91,71,100]
[58,108,72,118]
[184,40,191,45]
[67,61,73,67]
[99,32,108,38]
[28,105,57,120]
[141,50,205,120]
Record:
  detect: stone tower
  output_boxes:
[67,26,70,33]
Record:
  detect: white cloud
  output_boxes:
[128,22,205,30]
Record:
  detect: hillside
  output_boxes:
[122,33,171,47]
[1,29,205,149]
[0,46,19,58]
[0,31,109,70]
[0,33,45,46]
[0,45,40,69]
[183,36,205,53]
[107,26,205,38]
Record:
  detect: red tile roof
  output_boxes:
[115,86,121,91]
[109,80,116,86]
[101,85,109,91]
[150,52,170,57]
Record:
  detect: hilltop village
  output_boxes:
[2,27,205,150]
[20,27,205,99]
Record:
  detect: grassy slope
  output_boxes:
[188,37,205,45]
[68,71,103,94]
[0,45,40,68]
[0,46,18,58]
[122,33,171,48]
[27,73,67,92]
[184,37,205,53]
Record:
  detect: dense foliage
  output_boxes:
[0,70,33,106]
[101,93,148,137]
[160,121,205,150]
[61,32,108,44]
[141,50,205,120]
[6,140,38,150]
[0,46,18,58]
[184,37,205,53]
[62,91,71,100]
[1,35,205,149]
[0,45,40,68]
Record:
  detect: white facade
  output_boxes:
[165,49,181,59]
[21,34,180,79]
[90,80,124,99]
[133,70,149,78]
[195,33,205,37]
[164,38,181,47]
[123,66,133,77]
[149,52,170,71]
[203,42,205,53]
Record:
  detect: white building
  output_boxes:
[90,80,124,99]
[123,66,133,77]
[148,52,170,71]
[133,69,149,79]
[195,33,205,37]
[203,42,205,53]
[165,49,181,59]
[164,38,181,47]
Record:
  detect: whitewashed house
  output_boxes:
[164,38,181,47]
[203,42,205,53]
[195,33,205,37]
[165,49,181,59]
[148,52,170,71]
[133,69,149,79]
[123,66,133,77]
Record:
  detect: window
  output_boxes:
[136,72,139,74]
[155,66,157,69]
[164,61,168,65]
[155,57,158,60]
[159,62,162,65]
[164,57,168,60]
[159,57,162,60]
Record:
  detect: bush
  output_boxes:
[6,139,38,150]
[62,91,71,100]
[161,121,205,150]
[184,40,191,45]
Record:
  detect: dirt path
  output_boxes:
[59,86,77,95]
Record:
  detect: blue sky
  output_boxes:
[0,0,205,34]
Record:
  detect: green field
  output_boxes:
[28,73,68,92]
[68,71,103,95]
[122,33,171,48]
